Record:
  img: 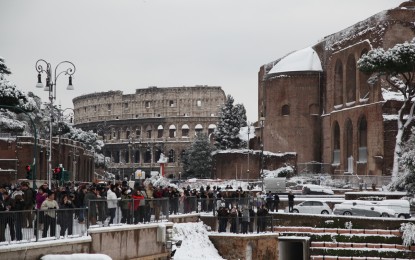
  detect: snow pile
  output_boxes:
[172,222,224,260]
[382,88,404,101]
[263,165,294,178]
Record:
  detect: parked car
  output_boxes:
[333,201,396,218]
[301,184,334,195]
[285,200,332,214]
[370,199,411,219]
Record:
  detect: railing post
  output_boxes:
[35,209,39,242]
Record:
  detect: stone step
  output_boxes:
[274,226,401,236]
[310,241,415,250]
[310,255,409,260]
[310,247,414,259]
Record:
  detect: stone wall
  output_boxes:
[209,234,279,260]
[213,150,297,179]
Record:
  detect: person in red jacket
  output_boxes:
[131,189,145,224]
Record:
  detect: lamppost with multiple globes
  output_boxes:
[35,59,76,189]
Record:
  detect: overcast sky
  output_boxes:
[0,0,404,121]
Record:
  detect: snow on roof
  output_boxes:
[382,88,404,101]
[268,46,322,74]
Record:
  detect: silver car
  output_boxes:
[333,201,396,218]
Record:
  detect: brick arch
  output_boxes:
[344,118,353,172]
[334,59,343,106]
[359,48,371,100]
[281,104,290,116]
[358,115,368,162]
[332,121,341,164]
[346,54,357,103]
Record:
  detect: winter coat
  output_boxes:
[106,189,118,209]
[36,192,47,209]
[242,208,250,222]
[41,199,59,218]
[58,200,74,225]
[131,193,145,211]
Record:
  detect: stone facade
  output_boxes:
[0,136,94,185]
[73,86,226,178]
[213,150,297,179]
[258,3,415,178]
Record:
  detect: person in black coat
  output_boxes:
[58,194,74,237]
[256,204,269,233]
[288,191,295,213]
[217,203,229,232]
[0,192,15,242]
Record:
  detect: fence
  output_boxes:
[0,195,271,246]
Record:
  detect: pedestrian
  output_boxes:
[120,188,132,224]
[217,203,229,232]
[13,194,24,241]
[266,191,274,212]
[58,194,74,237]
[21,182,35,228]
[229,205,240,233]
[84,187,98,225]
[0,191,15,242]
[241,206,250,234]
[257,204,269,233]
[288,191,295,213]
[274,193,280,212]
[132,189,145,224]
[106,184,118,225]
[41,191,59,238]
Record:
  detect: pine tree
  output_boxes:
[214,95,247,149]
[182,133,215,179]
[0,57,11,77]
[357,38,415,179]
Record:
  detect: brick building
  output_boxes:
[73,86,226,178]
[258,2,415,178]
[0,136,94,186]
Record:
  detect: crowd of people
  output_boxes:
[0,179,283,242]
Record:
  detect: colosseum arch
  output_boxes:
[346,54,357,103]
[157,125,164,138]
[182,124,190,137]
[195,124,203,135]
[169,124,176,138]
[344,119,353,173]
[334,59,344,106]
[358,115,368,162]
[359,49,370,100]
[146,125,152,138]
[332,121,340,164]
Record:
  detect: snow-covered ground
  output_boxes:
[171,222,224,260]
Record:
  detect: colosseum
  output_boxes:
[258,1,415,184]
[73,86,226,179]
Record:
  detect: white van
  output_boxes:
[373,199,411,219]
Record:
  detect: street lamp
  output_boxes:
[259,116,265,192]
[246,122,251,181]
[35,59,76,189]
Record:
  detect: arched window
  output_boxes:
[155,148,162,162]
[157,125,164,138]
[208,124,216,135]
[169,125,176,138]
[195,124,203,134]
[333,122,340,163]
[345,119,353,173]
[346,54,356,103]
[334,59,343,106]
[146,125,152,138]
[359,49,370,100]
[358,116,367,162]
[281,105,290,116]
[168,149,175,163]
[134,150,140,163]
[182,124,189,137]
[144,148,151,163]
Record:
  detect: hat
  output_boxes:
[47,190,54,197]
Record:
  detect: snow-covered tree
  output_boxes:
[214,95,247,149]
[0,57,11,76]
[182,133,215,179]
[389,127,415,193]
[357,38,415,179]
